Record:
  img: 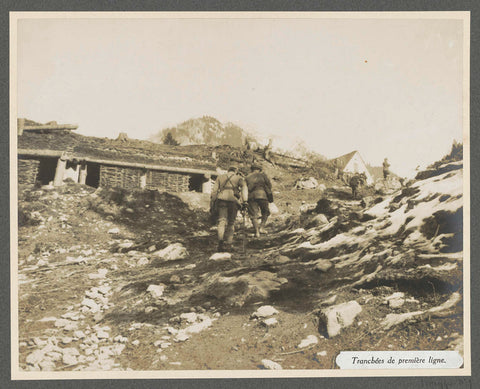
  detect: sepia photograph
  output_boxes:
[10,12,470,379]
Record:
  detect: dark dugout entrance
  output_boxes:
[188,174,204,192]
[37,157,58,185]
[85,163,100,188]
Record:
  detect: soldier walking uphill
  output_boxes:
[210,166,248,252]
[246,164,273,238]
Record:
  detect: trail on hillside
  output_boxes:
[17,162,464,371]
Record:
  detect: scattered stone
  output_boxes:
[62,353,78,365]
[132,340,140,346]
[108,228,120,234]
[321,295,337,306]
[170,274,181,283]
[26,350,44,365]
[145,306,157,314]
[261,359,283,370]
[298,335,318,348]
[137,257,149,266]
[73,331,86,339]
[174,333,190,342]
[54,318,72,328]
[209,252,232,261]
[96,330,110,339]
[147,284,165,299]
[118,241,134,249]
[114,335,128,343]
[81,298,100,312]
[185,264,196,270]
[311,214,329,226]
[317,351,327,357]
[320,300,362,338]
[38,317,57,322]
[61,337,73,344]
[313,259,333,272]
[262,318,278,327]
[252,305,279,318]
[180,312,198,323]
[152,243,188,261]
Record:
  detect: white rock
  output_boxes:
[96,330,110,339]
[261,359,283,370]
[114,335,128,343]
[73,331,86,339]
[54,318,73,328]
[132,340,140,346]
[137,257,149,266]
[298,335,318,348]
[184,318,214,334]
[62,354,78,365]
[147,284,165,299]
[321,301,362,338]
[38,317,57,322]
[97,286,111,295]
[314,259,333,272]
[180,312,198,323]
[152,243,188,261]
[174,333,190,342]
[108,228,120,234]
[160,342,171,349]
[61,337,73,344]
[252,305,279,318]
[39,359,56,371]
[26,350,45,365]
[118,241,134,249]
[389,298,405,309]
[209,252,232,261]
[317,350,328,357]
[81,298,100,311]
[262,318,278,327]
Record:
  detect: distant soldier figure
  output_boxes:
[246,163,273,237]
[383,158,391,180]
[210,166,248,252]
[263,138,276,166]
[349,173,366,200]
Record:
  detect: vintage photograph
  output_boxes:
[11,12,469,378]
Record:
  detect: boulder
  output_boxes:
[298,335,318,348]
[261,359,283,370]
[209,252,232,261]
[153,243,188,261]
[252,305,279,318]
[311,213,329,227]
[295,177,319,190]
[147,284,165,299]
[313,259,333,272]
[320,300,362,337]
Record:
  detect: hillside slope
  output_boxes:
[17,157,464,372]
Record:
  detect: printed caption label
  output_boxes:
[336,351,463,369]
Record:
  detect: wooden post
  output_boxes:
[140,170,147,189]
[202,174,212,194]
[53,154,68,186]
[79,162,87,185]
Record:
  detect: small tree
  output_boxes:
[163,132,180,146]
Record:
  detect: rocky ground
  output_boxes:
[17,161,464,372]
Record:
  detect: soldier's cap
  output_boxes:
[251,163,262,171]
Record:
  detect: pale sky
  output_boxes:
[16,15,465,177]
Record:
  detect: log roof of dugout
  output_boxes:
[18,128,218,174]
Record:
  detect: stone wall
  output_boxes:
[18,158,40,186]
[99,164,190,192]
